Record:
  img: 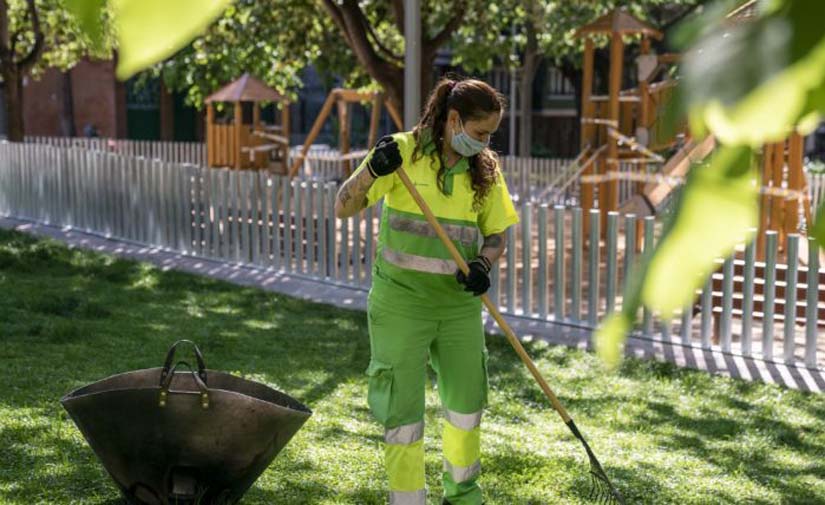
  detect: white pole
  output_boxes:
[509,23,517,155]
[404,0,421,130]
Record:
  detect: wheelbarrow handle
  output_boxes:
[158,360,210,410]
[160,340,207,386]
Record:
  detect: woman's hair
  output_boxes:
[412,77,507,211]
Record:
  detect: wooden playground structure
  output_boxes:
[570,6,814,260]
[205,73,291,172]
[204,77,403,180]
[288,88,402,178]
[567,5,823,343]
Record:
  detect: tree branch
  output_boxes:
[318,0,355,49]
[425,1,466,51]
[14,0,43,72]
[338,0,399,77]
[357,5,403,62]
[318,0,404,110]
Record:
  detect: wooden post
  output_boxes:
[581,38,595,150]
[338,98,352,176]
[638,37,651,125]
[785,131,804,237]
[206,103,215,167]
[281,100,291,142]
[619,100,634,136]
[770,140,785,249]
[636,37,652,250]
[252,103,261,168]
[234,101,243,169]
[757,143,772,260]
[605,31,624,217]
[281,100,291,173]
[289,91,337,177]
[581,37,595,235]
[384,98,404,131]
[598,155,607,227]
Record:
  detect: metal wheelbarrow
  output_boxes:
[61,340,311,505]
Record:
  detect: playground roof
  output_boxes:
[205,73,284,103]
[575,9,663,40]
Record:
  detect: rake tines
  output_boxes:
[589,469,623,504]
[566,419,625,504]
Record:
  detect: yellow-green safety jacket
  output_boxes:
[352,130,519,319]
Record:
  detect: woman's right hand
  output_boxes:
[367,135,402,178]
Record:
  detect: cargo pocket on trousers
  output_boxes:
[365,359,394,426]
[481,347,490,408]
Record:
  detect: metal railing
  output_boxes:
[24,136,206,166]
[1,141,822,373]
[809,171,825,211]
[20,136,825,213]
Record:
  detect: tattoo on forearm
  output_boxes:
[480,232,507,263]
[340,185,352,205]
[483,235,503,249]
[337,168,375,216]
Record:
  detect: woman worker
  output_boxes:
[335,78,519,505]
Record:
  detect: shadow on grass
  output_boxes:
[2,227,825,504]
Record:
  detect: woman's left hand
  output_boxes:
[455,257,491,296]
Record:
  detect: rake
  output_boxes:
[396,167,625,504]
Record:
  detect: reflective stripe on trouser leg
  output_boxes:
[442,409,482,484]
[389,489,427,505]
[385,421,426,504]
[367,307,433,505]
[430,314,486,504]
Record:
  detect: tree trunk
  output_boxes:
[559,58,583,150]
[0,0,44,142]
[321,0,464,131]
[420,55,433,116]
[3,66,24,142]
[518,25,539,157]
[517,67,534,157]
[60,70,76,137]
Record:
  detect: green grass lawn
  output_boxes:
[1,227,823,505]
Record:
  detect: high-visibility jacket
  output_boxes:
[352,130,519,319]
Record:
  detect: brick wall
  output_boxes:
[23,59,126,138]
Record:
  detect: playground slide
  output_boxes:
[620,135,716,217]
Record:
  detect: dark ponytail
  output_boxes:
[412,77,507,211]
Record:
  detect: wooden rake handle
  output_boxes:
[395,168,572,424]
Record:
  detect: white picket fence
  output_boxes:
[1,141,822,372]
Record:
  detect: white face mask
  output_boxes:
[450,118,488,157]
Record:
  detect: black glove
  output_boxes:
[456,256,492,296]
[367,135,402,178]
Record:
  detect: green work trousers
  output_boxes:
[365,301,488,505]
